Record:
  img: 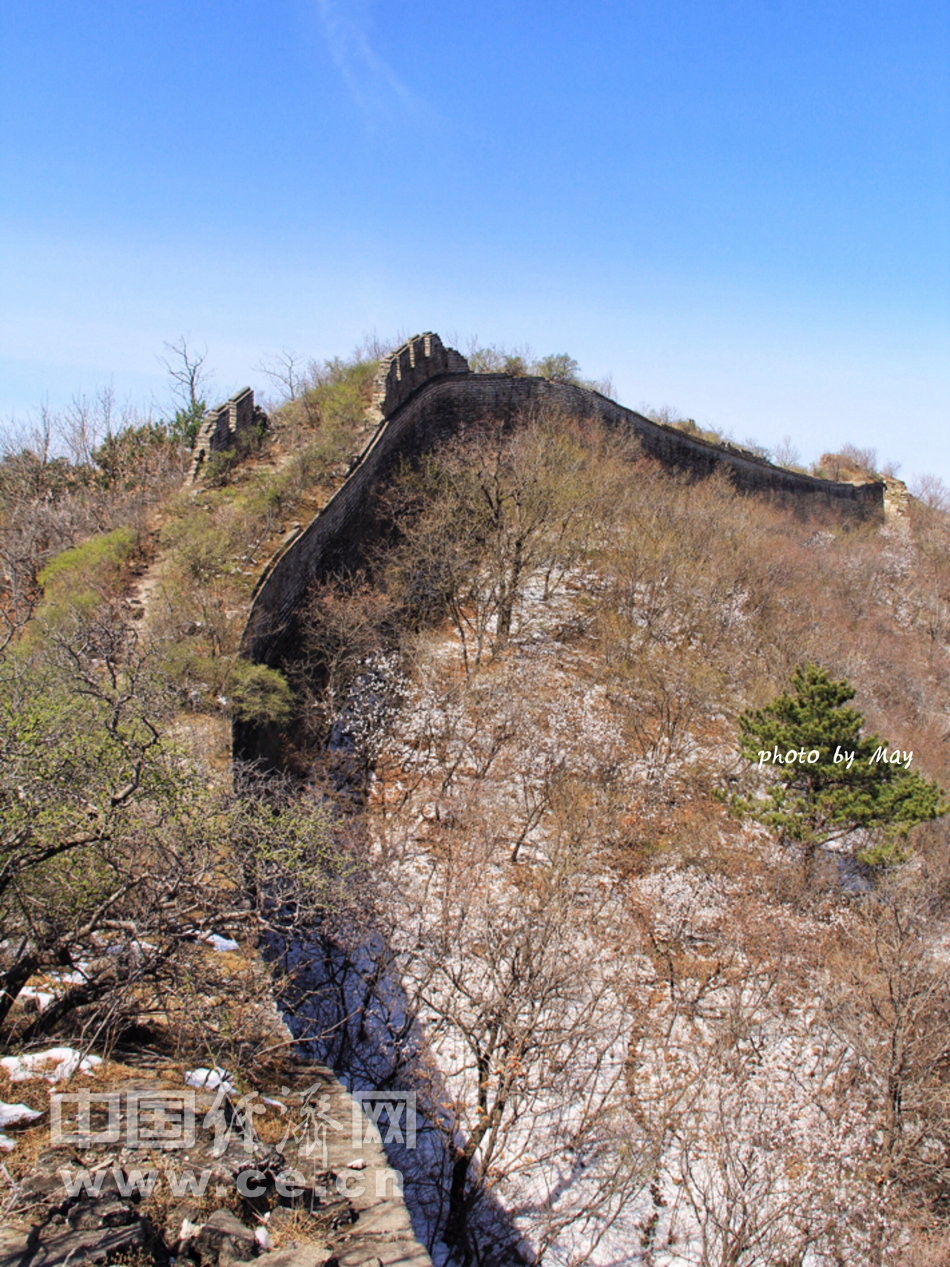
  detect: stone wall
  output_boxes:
[233,334,884,765]
[190,387,266,481]
[369,332,470,423]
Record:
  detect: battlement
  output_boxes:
[189,387,266,481]
[370,333,469,422]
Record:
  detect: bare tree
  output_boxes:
[823,865,950,1260]
[257,348,305,402]
[912,473,950,511]
[352,330,397,362]
[299,795,651,1264]
[629,897,886,1266]
[159,336,212,415]
[275,619,652,1261]
[381,409,633,674]
[840,442,878,475]
[773,434,800,469]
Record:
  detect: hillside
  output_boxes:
[2,335,949,1267]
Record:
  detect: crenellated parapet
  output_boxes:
[369,333,469,423]
[189,387,267,482]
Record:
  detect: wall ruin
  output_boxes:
[233,334,884,767]
[189,387,266,482]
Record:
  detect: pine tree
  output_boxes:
[730,664,944,873]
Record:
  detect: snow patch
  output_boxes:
[0,1102,42,1128]
[0,1048,102,1083]
[184,1066,234,1091]
[201,933,240,953]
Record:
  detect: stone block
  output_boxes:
[193,1209,258,1264]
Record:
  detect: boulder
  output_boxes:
[192,1209,257,1265]
[0,1217,151,1267]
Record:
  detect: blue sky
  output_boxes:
[1,0,948,480]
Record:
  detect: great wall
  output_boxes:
[228,332,883,769]
[189,386,267,482]
[169,338,887,1262]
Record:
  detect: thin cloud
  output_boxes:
[317,0,421,124]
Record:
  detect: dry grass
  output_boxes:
[267,1205,336,1249]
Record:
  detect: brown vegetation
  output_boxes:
[4,341,950,1263]
[279,406,950,1260]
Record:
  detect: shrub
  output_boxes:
[93,420,180,490]
[276,356,377,436]
[535,354,581,384]
[227,660,293,724]
[203,447,238,487]
[815,445,883,482]
[161,641,292,725]
[35,527,136,625]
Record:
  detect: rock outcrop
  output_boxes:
[0,1065,431,1267]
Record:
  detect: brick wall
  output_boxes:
[233,336,884,767]
[369,332,470,423]
[190,387,265,481]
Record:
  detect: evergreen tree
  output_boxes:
[730,664,944,871]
